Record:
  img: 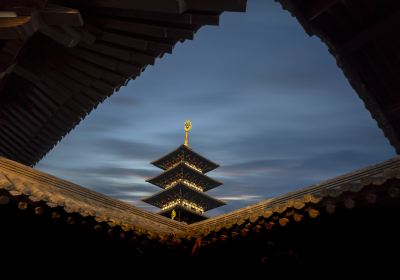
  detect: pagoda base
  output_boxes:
[159,205,207,224]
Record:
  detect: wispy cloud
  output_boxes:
[216,195,262,201]
[36,0,395,217]
[94,138,167,160]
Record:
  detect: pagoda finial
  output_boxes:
[184,119,192,146]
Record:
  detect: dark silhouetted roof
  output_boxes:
[0,0,246,166]
[276,0,400,153]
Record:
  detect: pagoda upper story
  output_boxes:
[151,144,219,174]
[143,120,225,224]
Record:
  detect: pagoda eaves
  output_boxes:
[143,182,225,212]
[146,161,222,191]
[158,205,207,223]
[150,144,219,173]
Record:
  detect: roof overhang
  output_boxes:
[0,0,247,166]
[143,182,226,211]
[276,0,400,154]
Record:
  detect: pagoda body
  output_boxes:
[143,120,225,224]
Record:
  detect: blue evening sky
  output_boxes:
[36,0,395,216]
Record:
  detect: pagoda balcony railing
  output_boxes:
[161,199,204,214]
[164,179,203,192]
[168,160,203,173]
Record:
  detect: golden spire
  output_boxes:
[184,119,192,146]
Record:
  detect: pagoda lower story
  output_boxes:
[142,120,225,224]
[160,205,206,224]
[143,180,224,223]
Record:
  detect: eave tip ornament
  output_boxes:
[184,119,192,146]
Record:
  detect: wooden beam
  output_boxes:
[185,0,246,12]
[39,25,81,48]
[92,7,193,24]
[45,58,112,104]
[62,55,106,80]
[43,63,98,108]
[62,55,128,86]
[81,42,156,66]
[0,123,33,152]
[2,106,48,146]
[39,4,83,27]
[335,9,400,56]
[39,70,89,114]
[69,47,142,77]
[94,18,167,38]
[9,103,42,129]
[92,7,220,26]
[87,25,173,54]
[0,94,69,163]
[0,0,48,9]
[28,92,55,119]
[0,133,26,162]
[94,17,195,42]
[147,41,174,54]
[0,11,17,18]
[0,15,39,39]
[14,64,69,105]
[306,0,340,21]
[89,0,186,14]
[192,14,220,26]
[3,106,52,152]
[166,26,194,40]
[73,27,96,45]
[0,40,27,72]
[0,64,15,80]
[99,30,149,51]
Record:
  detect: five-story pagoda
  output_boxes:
[143,120,225,224]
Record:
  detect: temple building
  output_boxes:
[143,120,225,224]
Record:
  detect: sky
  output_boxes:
[36,0,395,216]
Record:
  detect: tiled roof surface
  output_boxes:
[1,155,399,240]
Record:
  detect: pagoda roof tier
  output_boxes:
[159,205,207,224]
[146,162,222,191]
[151,145,219,173]
[142,182,225,212]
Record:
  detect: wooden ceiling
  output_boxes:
[0,0,246,166]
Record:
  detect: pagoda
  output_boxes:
[143,120,225,224]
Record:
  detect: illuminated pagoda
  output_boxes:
[143,120,225,224]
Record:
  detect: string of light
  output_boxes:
[164,179,203,192]
[162,199,204,213]
[167,160,203,173]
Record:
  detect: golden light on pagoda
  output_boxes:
[184,119,192,146]
[143,120,225,224]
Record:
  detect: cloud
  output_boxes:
[94,138,167,160]
[35,0,395,218]
[83,166,156,179]
[37,163,156,179]
[216,195,262,201]
[105,95,138,107]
